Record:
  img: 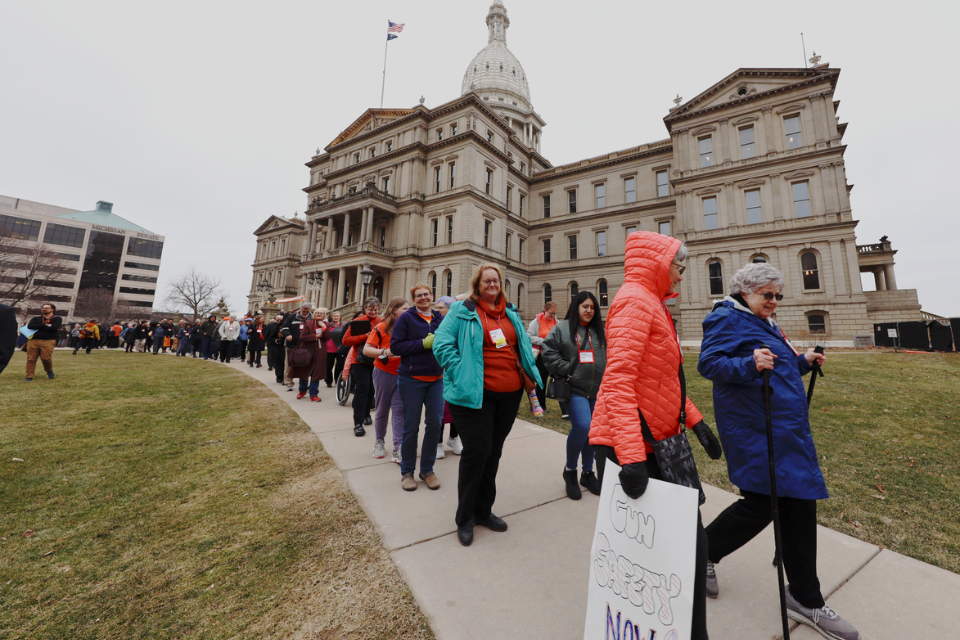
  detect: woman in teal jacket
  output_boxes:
[433,264,541,547]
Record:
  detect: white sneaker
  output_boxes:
[436,443,445,459]
[391,450,401,465]
[446,436,463,455]
[373,438,385,459]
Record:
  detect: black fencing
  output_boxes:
[871,320,957,351]
[899,321,930,350]
[929,321,955,352]
[874,323,898,348]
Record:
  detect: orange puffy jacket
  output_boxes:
[589,231,703,465]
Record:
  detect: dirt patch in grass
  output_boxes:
[0,351,433,639]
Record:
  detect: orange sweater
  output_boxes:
[480,298,522,393]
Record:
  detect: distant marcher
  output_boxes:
[264,314,286,382]
[528,301,568,417]
[134,321,150,352]
[57,324,69,348]
[150,320,167,355]
[433,265,542,546]
[26,303,62,380]
[0,302,18,375]
[175,322,193,356]
[191,320,203,357]
[324,310,342,388]
[218,316,240,363]
[109,321,123,349]
[69,323,81,350]
[121,322,136,352]
[247,316,265,367]
[236,319,250,361]
[74,319,100,355]
[698,262,859,640]
[281,304,329,400]
[342,298,381,436]
[363,297,408,462]
[434,296,462,457]
[330,310,347,385]
[200,315,218,360]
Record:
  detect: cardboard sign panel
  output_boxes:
[584,461,699,640]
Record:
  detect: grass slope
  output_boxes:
[0,351,433,639]
[537,352,960,574]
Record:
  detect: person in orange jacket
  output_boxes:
[589,231,722,640]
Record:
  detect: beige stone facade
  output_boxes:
[249,1,920,346]
[248,215,305,313]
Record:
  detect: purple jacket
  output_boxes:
[390,307,443,378]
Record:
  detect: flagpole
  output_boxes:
[380,28,389,108]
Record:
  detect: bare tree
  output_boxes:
[164,268,224,321]
[74,287,117,322]
[0,230,72,320]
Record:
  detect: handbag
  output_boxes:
[638,365,706,505]
[547,376,572,401]
[289,347,312,368]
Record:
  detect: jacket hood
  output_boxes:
[624,231,682,300]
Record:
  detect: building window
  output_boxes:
[570,282,579,299]
[354,153,360,164]
[127,238,164,260]
[518,238,524,262]
[43,224,86,249]
[369,148,376,158]
[121,273,158,284]
[432,218,439,247]
[745,189,763,224]
[740,126,756,159]
[505,233,511,257]
[484,220,491,248]
[598,279,608,307]
[543,195,551,218]
[699,137,713,167]
[595,183,606,208]
[431,272,437,298]
[625,177,636,203]
[543,238,551,263]
[446,216,453,244]
[118,286,156,296]
[125,261,159,271]
[656,170,669,197]
[568,190,577,214]
[702,197,719,230]
[792,181,812,218]
[451,123,458,136]
[485,169,492,195]
[596,231,607,257]
[544,283,552,304]
[517,283,523,306]
[343,280,351,304]
[568,235,578,260]
[708,261,724,296]
[437,128,443,141]
[449,162,456,189]
[0,214,41,241]
[487,131,493,143]
[386,141,393,152]
[519,194,525,217]
[379,227,386,247]
[658,221,671,236]
[435,167,442,193]
[807,313,826,334]
[784,116,802,149]
[445,271,453,297]
[382,176,390,193]
[801,252,820,290]
[506,186,512,211]
[520,162,526,174]
[374,276,384,301]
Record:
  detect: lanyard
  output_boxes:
[575,328,593,352]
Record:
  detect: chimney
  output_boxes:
[96,201,114,212]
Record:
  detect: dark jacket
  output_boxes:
[390,307,444,378]
[263,320,283,346]
[247,325,266,351]
[541,322,607,400]
[201,319,218,338]
[135,325,150,340]
[280,312,319,348]
[0,303,17,374]
[27,314,62,341]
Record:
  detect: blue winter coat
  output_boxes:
[390,308,444,378]
[698,298,827,500]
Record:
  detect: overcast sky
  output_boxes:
[3,0,957,317]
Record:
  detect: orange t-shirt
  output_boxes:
[366,322,400,375]
[480,298,522,393]
[412,310,441,382]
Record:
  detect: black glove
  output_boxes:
[619,462,649,499]
[692,420,723,460]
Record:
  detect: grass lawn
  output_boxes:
[0,350,433,639]
[536,352,960,574]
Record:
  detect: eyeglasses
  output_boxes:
[670,262,686,275]
[759,292,784,301]
[413,293,432,300]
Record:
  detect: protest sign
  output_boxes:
[583,461,699,640]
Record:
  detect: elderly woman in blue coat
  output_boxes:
[698,262,859,640]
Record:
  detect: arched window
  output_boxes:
[343,279,351,305]
[430,272,438,298]
[518,283,524,308]
[750,253,769,264]
[544,283,552,305]
[708,261,724,296]
[570,282,579,299]
[445,271,452,297]
[505,279,511,299]
[373,276,384,301]
[801,252,820,290]
[807,312,827,334]
[598,279,608,307]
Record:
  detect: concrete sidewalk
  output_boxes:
[222,358,959,640]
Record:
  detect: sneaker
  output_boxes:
[363,415,372,426]
[309,396,320,402]
[391,450,402,465]
[563,469,582,500]
[436,443,445,459]
[296,391,307,399]
[446,436,463,455]
[705,561,719,599]
[561,413,570,420]
[785,586,860,640]
[401,473,417,491]
[24,377,33,382]
[47,372,56,379]
[354,424,366,437]
[419,471,441,490]
[580,470,600,496]
[373,439,386,458]
[286,386,293,392]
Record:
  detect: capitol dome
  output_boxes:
[461,1,532,112]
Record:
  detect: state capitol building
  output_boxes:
[249,1,920,346]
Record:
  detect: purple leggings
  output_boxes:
[373,367,404,452]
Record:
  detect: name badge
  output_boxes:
[489,328,508,349]
[531,345,541,356]
[579,351,595,363]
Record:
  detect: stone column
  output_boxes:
[326,218,334,251]
[717,118,729,163]
[873,269,886,291]
[355,267,364,303]
[779,246,800,296]
[809,96,825,142]
[672,130,684,172]
[824,92,839,138]
[336,267,346,307]
[724,182,737,227]
[834,164,851,211]
[367,207,376,243]
[319,272,329,309]
[762,107,775,156]
[769,173,783,219]
[843,241,864,295]
[884,263,898,291]
[820,164,839,213]
[359,207,369,246]
[829,241,848,296]
[342,211,352,246]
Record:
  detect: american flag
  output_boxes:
[387,20,405,33]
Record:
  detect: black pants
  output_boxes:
[351,363,374,426]
[270,344,286,383]
[449,388,523,527]
[248,349,262,365]
[75,338,95,354]
[325,352,335,385]
[220,340,234,362]
[333,350,346,384]
[236,339,247,361]
[439,421,458,443]
[706,490,824,609]
[593,444,709,640]
[152,339,164,354]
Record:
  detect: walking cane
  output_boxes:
[806,345,825,407]
[761,344,791,640]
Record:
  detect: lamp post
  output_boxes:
[361,267,374,300]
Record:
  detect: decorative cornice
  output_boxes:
[732,115,759,126]
[737,178,766,189]
[782,169,815,180]
[776,103,806,115]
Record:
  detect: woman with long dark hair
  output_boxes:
[541,291,607,500]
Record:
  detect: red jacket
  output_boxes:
[342,314,381,348]
[589,231,703,464]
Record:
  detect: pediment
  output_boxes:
[328,108,415,148]
[782,170,815,180]
[737,178,767,189]
[696,187,723,196]
[254,215,302,236]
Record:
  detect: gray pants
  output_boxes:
[373,367,404,452]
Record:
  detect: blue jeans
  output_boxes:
[398,375,443,476]
[298,377,320,397]
[566,393,595,472]
[202,337,212,359]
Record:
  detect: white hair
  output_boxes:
[674,243,689,262]
[728,262,784,296]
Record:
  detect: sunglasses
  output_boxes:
[759,292,784,301]
[670,262,686,275]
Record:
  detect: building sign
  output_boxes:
[136,232,162,240]
[584,462,699,640]
[91,223,128,235]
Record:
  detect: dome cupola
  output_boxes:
[461,1,532,111]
